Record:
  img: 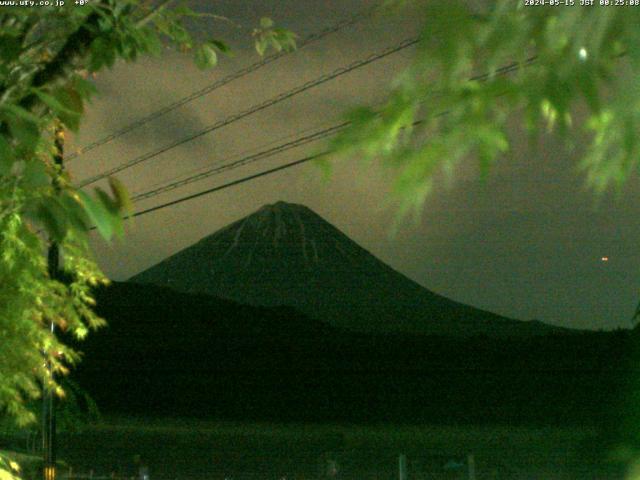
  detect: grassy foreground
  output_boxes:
[48,417,626,480]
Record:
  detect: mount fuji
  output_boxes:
[130,201,561,337]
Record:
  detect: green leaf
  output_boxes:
[7,117,38,149]
[194,42,218,69]
[94,187,118,213]
[1,103,40,124]
[209,39,232,56]
[108,177,132,216]
[59,192,91,232]
[269,35,283,52]
[89,37,116,71]
[21,160,49,189]
[35,197,69,242]
[260,17,274,29]
[113,1,134,20]
[119,33,138,60]
[167,22,192,48]
[272,28,298,51]
[0,452,22,480]
[72,75,98,100]
[77,190,114,240]
[54,87,84,132]
[140,28,163,56]
[31,87,83,131]
[95,188,124,239]
[32,89,73,116]
[255,38,268,56]
[96,5,118,29]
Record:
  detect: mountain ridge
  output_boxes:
[130,201,567,337]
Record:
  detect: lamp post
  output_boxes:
[42,321,56,480]
[43,124,64,480]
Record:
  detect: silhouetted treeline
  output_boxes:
[70,282,640,427]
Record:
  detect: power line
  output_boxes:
[81,54,538,229]
[131,152,324,220]
[129,120,336,194]
[84,151,321,234]
[131,121,349,202]
[126,119,423,221]
[76,35,421,189]
[66,6,378,162]
[128,118,427,219]
[129,55,536,204]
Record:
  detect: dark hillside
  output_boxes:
[71,282,633,426]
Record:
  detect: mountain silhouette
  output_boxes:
[74,281,629,425]
[130,201,562,337]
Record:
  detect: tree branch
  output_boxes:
[136,0,175,28]
[11,1,109,113]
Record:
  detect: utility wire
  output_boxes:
[127,118,426,220]
[85,152,323,232]
[130,153,325,220]
[131,118,352,194]
[66,6,379,162]
[81,54,538,230]
[131,121,349,202]
[76,35,421,189]
[129,55,536,204]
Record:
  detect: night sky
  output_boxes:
[67,0,640,331]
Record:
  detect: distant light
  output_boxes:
[579,47,588,61]
[601,256,609,262]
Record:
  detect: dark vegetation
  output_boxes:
[71,281,639,431]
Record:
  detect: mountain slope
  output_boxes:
[130,201,562,337]
[72,281,628,424]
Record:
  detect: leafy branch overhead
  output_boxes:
[253,17,298,57]
[330,1,640,216]
[0,0,295,428]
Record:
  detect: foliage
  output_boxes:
[0,448,45,480]
[0,453,21,480]
[7,377,101,436]
[253,17,298,57]
[54,378,101,432]
[0,1,293,426]
[330,1,640,216]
